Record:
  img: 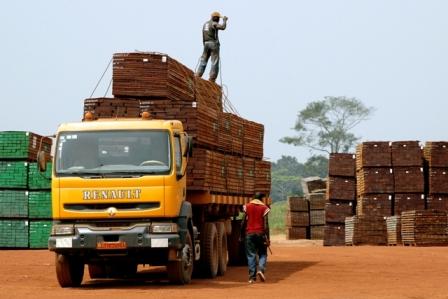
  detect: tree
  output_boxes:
[280,96,374,153]
[303,155,328,178]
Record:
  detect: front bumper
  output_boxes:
[48,223,181,263]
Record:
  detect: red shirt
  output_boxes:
[244,202,270,234]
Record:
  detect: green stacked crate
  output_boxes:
[29,221,52,248]
[0,131,52,160]
[28,162,52,190]
[28,191,52,219]
[0,161,28,188]
[0,190,28,218]
[0,131,31,159]
[0,220,29,248]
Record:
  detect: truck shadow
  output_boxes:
[82,261,318,289]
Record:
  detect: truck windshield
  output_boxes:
[55,130,171,177]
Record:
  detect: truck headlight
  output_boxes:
[51,224,75,236]
[150,223,178,233]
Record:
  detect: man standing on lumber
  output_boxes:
[195,11,228,82]
[242,192,271,284]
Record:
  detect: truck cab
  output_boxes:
[44,116,196,286]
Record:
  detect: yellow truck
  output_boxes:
[39,52,270,287]
[39,115,263,287]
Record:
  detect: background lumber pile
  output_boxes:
[0,131,52,248]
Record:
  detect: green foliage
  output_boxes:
[281,96,374,153]
[270,155,328,202]
[268,200,287,235]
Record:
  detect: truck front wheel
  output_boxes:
[167,231,193,284]
[55,253,84,287]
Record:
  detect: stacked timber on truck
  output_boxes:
[82,52,270,206]
[0,132,53,248]
[424,142,448,211]
[324,153,356,246]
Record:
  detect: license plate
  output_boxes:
[97,241,127,250]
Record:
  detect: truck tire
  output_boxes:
[216,221,228,276]
[199,222,219,278]
[88,264,106,279]
[228,219,247,266]
[55,253,84,287]
[167,230,194,284]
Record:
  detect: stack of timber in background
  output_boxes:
[353,142,392,245]
[386,216,401,246]
[285,196,309,240]
[401,210,448,246]
[345,215,387,245]
[324,153,356,246]
[424,142,448,211]
[81,52,271,197]
[356,142,393,217]
[302,177,327,240]
[285,177,327,240]
[0,131,53,248]
[392,141,425,216]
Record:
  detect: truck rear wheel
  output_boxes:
[167,231,194,284]
[55,253,84,287]
[216,221,228,276]
[199,222,219,278]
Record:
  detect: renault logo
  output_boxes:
[107,207,117,217]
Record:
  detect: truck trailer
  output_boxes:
[40,52,271,287]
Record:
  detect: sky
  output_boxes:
[1,1,448,162]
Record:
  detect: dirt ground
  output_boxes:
[1,238,448,299]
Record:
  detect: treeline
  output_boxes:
[270,155,328,202]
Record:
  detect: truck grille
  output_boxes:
[64,202,160,212]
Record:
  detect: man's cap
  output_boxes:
[211,11,221,18]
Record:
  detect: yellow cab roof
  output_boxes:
[57,118,184,133]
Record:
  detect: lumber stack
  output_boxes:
[386,216,401,246]
[424,142,448,211]
[356,142,393,218]
[301,177,327,195]
[285,196,309,240]
[426,195,448,211]
[0,131,53,248]
[345,215,387,245]
[112,52,195,101]
[356,194,392,217]
[83,52,271,197]
[308,192,326,240]
[297,177,327,240]
[394,194,425,216]
[392,141,425,215]
[324,153,356,246]
[401,210,448,246]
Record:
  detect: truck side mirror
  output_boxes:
[185,136,193,158]
[37,151,47,172]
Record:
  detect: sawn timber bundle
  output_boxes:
[84,52,270,196]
